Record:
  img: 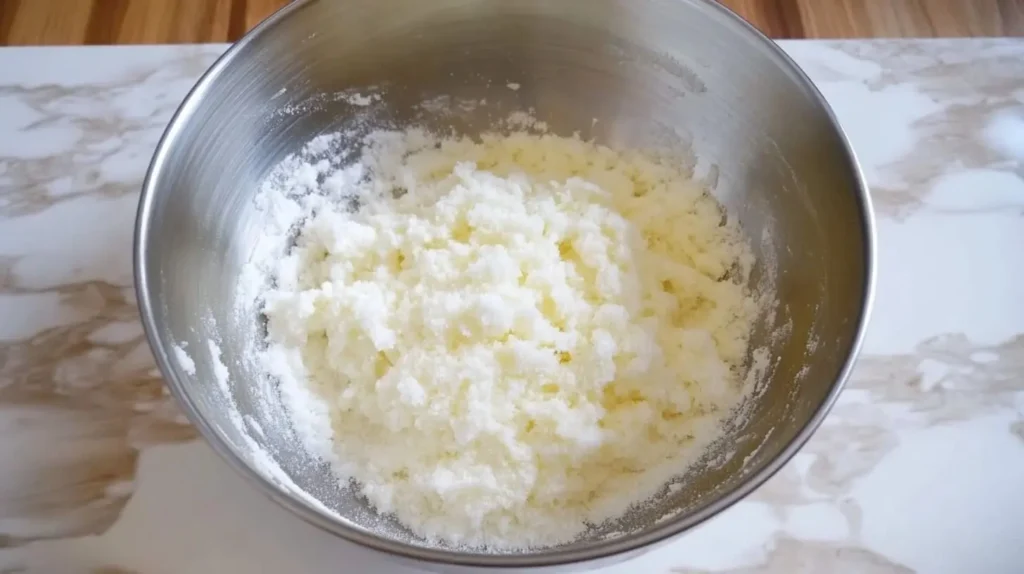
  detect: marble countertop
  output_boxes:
[0,40,1023,574]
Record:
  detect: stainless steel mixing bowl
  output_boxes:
[135,0,874,570]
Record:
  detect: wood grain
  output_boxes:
[720,0,807,38]
[1,0,1022,45]
[0,0,286,45]
[788,0,1024,38]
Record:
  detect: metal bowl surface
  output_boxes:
[134,0,874,569]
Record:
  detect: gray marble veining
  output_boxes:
[0,41,1022,573]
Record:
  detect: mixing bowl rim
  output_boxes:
[134,0,876,567]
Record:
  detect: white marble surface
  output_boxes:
[1,40,1023,573]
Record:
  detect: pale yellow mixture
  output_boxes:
[257,129,758,548]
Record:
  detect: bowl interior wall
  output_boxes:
[140,0,870,561]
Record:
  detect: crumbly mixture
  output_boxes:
[254,128,758,549]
